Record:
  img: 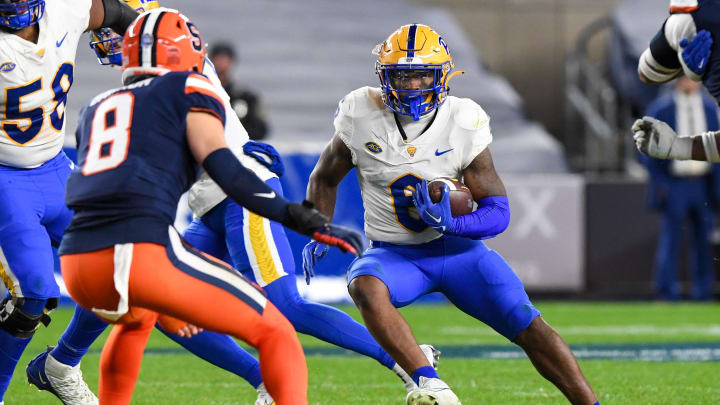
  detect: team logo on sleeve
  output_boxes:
[365,142,382,153]
[0,62,16,72]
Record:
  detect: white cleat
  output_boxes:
[26,349,98,405]
[406,377,462,405]
[254,382,275,405]
[395,344,444,393]
[420,344,441,369]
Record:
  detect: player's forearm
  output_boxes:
[94,0,139,33]
[638,48,682,84]
[691,131,720,162]
[306,177,338,220]
[448,196,510,240]
[203,148,291,224]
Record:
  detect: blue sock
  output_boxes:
[411,366,439,385]
[157,325,262,388]
[0,297,47,400]
[51,306,108,367]
[264,275,396,369]
[593,402,600,405]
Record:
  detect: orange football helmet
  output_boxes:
[121,8,205,84]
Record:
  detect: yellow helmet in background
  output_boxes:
[90,0,160,65]
[374,24,462,120]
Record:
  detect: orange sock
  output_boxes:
[98,309,158,405]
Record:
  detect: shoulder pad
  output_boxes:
[450,97,490,131]
[338,86,385,119]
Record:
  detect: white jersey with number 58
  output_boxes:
[335,86,492,245]
[0,0,91,168]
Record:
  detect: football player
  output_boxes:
[57,8,366,405]
[0,0,141,402]
[303,24,601,405]
[29,1,438,404]
[633,0,720,163]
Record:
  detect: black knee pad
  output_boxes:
[0,297,57,339]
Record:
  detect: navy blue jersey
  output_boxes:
[692,0,720,102]
[59,71,226,254]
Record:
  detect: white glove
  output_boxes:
[632,116,693,160]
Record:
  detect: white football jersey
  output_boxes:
[0,0,91,168]
[187,59,274,218]
[335,87,492,245]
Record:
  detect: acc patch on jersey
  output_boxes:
[365,141,382,153]
[0,62,16,72]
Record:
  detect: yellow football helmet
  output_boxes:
[90,0,159,65]
[374,24,463,120]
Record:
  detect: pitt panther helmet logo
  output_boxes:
[365,142,382,153]
[373,24,464,121]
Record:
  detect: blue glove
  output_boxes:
[301,241,329,285]
[680,30,713,77]
[412,180,454,233]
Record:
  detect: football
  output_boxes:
[428,177,474,216]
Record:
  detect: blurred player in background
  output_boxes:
[208,42,269,140]
[303,24,600,405]
[57,8,366,404]
[0,0,141,402]
[29,1,435,404]
[639,76,719,301]
[634,0,720,165]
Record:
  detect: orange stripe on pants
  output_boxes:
[61,242,307,405]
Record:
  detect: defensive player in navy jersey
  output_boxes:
[28,0,437,403]
[304,24,600,405]
[634,0,720,164]
[58,8,363,405]
[0,0,141,402]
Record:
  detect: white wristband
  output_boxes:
[700,131,720,162]
[668,136,694,160]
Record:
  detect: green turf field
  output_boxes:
[6,302,720,404]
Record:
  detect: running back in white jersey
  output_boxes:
[335,86,492,245]
[0,0,91,168]
[187,58,273,218]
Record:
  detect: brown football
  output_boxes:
[428,178,474,216]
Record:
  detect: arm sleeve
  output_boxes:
[448,196,510,240]
[100,0,139,34]
[639,14,699,82]
[202,148,290,223]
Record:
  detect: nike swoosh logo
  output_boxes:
[426,212,442,223]
[254,191,276,198]
[37,371,48,385]
[56,32,68,47]
[435,148,453,156]
[698,58,705,70]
